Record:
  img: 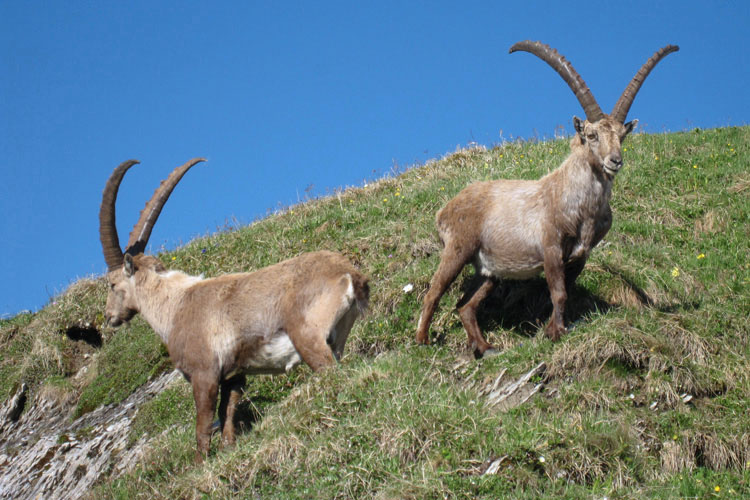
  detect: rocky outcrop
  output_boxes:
[0,370,181,499]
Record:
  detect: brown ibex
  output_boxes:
[99,158,369,462]
[416,41,678,357]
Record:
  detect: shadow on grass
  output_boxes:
[230,381,301,437]
[453,260,699,337]
[213,396,274,438]
[233,398,263,434]
[598,263,702,314]
[473,277,614,337]
[414,275,612,351]
[417,261,704,355]
[470,264,701,337]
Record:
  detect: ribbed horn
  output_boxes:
[510,40,606,123]
[99,160,140,271]
[611,44,679,123]
[125,158,206,255]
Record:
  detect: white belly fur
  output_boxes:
[243,332,302,375]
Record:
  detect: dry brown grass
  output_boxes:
[661,433,750,473]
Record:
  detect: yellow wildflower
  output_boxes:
[715,486,721,492]
[671,266,680,277]
[171,256,176,261]
[697,253,705,259]
[383,198,388,203]
[693,164,698,169]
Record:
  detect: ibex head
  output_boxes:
[98,158,206,326]
[510,41,679,177]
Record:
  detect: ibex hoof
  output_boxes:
[477,347,500,359]
[544,323,567,342]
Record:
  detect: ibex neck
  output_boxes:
[551,148,613,213]
[135,269,203,344]
[567,146,612,185]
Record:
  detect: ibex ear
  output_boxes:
[623,119,638,138]
[573,116,586,138]
[123,254,135,277]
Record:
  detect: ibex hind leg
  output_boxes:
[328,304,359,361]
[218,375,245,448]
[288,276,356,372]
[457,275,497,358]
[288,324,337,372]
[416,243,475,345]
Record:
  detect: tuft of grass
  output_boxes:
[3,126,749,499]
[74,317,171,418]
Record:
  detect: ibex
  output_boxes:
[416,40,678,357]
[99,158,369,462]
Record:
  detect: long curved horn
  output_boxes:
[125,158,206,255]
[611,45,679,123]
[510,40,605,122]
[99,160,140,271]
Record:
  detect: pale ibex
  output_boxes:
[99,159,369,462]
[416,41,678,357]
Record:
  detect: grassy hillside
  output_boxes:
[2,126,748,498]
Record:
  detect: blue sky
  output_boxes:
[1,1,748,317]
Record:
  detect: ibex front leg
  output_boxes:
[543,245,567,341]
[192,373,219,463]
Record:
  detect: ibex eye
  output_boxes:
[587,134,597,141]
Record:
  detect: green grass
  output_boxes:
[3,126,749,499]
